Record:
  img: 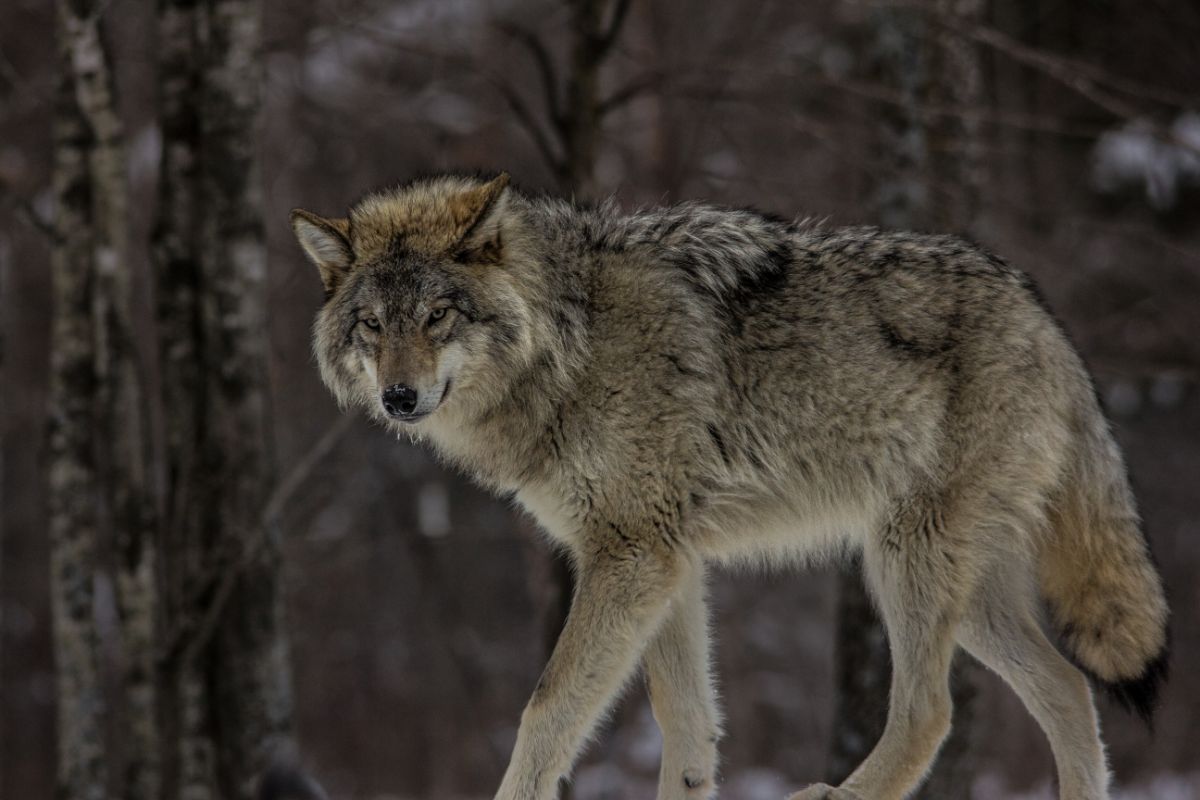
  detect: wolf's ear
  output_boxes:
[453,173,511,263]
[290,209,353,294]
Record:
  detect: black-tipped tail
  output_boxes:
[1094,640,1170,729]
[258,764,329,800]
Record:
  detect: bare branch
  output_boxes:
[596,0,632,57]
[160,414,355,669]
[956,23,1139,120]
[495,79,565,175]
[785,66,1106,140]
[496,22,564,132]
[0,45,24,91]
[852,1,1200,111]
[951,20,1200,111]
[261,414,356,529]
[938,20,1200,157]
[671,55,1131,142]
[597,72,661,117]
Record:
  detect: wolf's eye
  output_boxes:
[428,307,448,325]
[362,316,380,330]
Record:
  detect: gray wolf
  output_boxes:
[290,173,1169,800]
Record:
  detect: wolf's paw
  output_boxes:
[681,768,710,791]
[656,766,716,800]
[786,784,864,800]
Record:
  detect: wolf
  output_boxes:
[290,172,1169,800]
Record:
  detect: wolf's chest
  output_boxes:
[515,482,583,548]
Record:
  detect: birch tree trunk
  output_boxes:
[153,0,292,798]
[82,11,160,799]
[50,2,158,798]
[49,49,107,794]
[830,0,985,791]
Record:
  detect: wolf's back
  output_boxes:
[1039,402,1169,723]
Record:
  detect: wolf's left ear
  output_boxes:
[291,209,353,295]
[453,173,511,262]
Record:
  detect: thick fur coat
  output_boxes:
[291,173,1169,800]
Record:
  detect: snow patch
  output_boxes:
[1091,112,1200,210]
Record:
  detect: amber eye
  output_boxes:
[428,307,447,324]
[363,316,380,330]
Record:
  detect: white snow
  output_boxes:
[1091,112,1200,210]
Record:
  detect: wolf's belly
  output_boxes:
[514,461,889,564]
[688,486,884,568]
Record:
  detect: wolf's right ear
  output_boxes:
[454,173,511,263]
[290,209,353,295]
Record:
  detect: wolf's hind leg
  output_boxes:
[958,573,1109,800]
[798,497,967,800]
[644,565,721,800]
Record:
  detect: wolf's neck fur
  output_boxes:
[421,195,596,492]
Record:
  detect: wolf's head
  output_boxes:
[292,173,539,427]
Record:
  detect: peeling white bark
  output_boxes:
[51,2,159,799]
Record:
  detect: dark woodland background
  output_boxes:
[2,0,1199,799]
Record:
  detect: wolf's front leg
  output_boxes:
[494,541,683,800]
[644,565,721,800]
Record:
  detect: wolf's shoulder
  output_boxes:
[523,195,1031,311]
[526,200,802,301]
[527,196,1015,276]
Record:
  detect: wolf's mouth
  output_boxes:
[395,380,451,425]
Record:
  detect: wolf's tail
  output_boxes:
[257,764,329,800]
[1039,409,1170,725]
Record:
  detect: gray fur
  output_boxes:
[292,174,1169,800]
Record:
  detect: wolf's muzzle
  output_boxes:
[382,384,422,420]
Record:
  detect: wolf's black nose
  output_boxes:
[382,384,419,417]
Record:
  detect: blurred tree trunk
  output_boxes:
[498,3,631,796]
[49,47,107,794]
[543,5,617,796]
[925,0,985,234]
[912,4,986,795]
[558,0,628,196]
[500,0,631,197]
[50,1,159,798]
[153,0,292,798]
[830,0,985,792]
[827,558,890,783]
